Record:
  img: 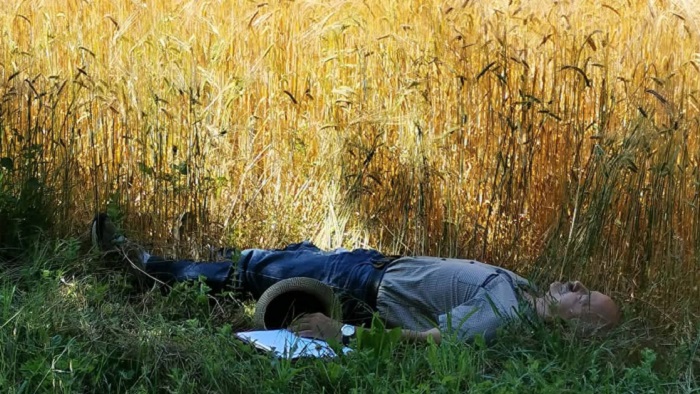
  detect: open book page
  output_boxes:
[235,329,352,359]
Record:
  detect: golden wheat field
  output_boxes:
[1,0,699,318]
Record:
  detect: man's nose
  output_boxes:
[570,281,587,292]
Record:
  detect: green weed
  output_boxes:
[0,240,694,392]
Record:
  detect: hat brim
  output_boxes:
[253,277,341,330]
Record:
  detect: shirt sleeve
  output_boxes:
[437,277,519,343]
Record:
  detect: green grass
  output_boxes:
[1,1,699,390]
[0,237,696,393]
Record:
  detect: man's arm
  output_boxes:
[437,280,517,344]
[398,327,442,344]
[291,312,442,345]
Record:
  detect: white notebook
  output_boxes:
[235,329,352,359]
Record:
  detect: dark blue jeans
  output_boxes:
[140,251,236,292]
[141,241,392,324]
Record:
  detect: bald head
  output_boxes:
[544,281,621,334]
[575,291,620,332]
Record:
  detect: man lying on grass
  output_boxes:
[91,213,620,345]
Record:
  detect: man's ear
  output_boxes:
[544,298,562,320]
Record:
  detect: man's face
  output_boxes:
[546,281,619,329]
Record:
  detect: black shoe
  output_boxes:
[90,213,147,269]
[91,213,126,251]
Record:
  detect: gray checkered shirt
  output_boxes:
[376,256,533,343]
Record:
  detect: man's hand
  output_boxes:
[290,313,442,345]
[289,312,344,342]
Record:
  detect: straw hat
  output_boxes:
[253,277,342,329]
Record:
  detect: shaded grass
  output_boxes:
[0,0,699,390]
[0,238,697,393]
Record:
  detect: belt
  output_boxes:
[365,255,401,310]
